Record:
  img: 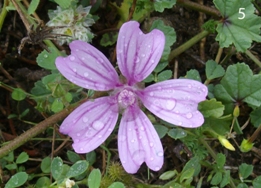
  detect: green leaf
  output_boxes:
[27,0,40,15]
[51,98,64,113]
[100,32,118,47]
[35,177,51,188]
[66,160,88,178]
[143,74,154,83]
[214,0,261,52]
[220,170,230,188]
[185,69,201,82]
[157,70,172,82]
[216,153,226,169]
[239,163,253,179]
[150,20,176,61]
[180,168,194,183]
[5,172,28,188]
[250,107,261,127]
[237,183,249,188]
[11,88,26,101]
[206,60,225,80]
[67,151,81,163]
[36,47,60,70]
[154,61,168,73]
[88,169,101,188]
[210,171,222,185]
[168,128,187,139]
[5,163,17,170]
[159,170,177,180]
[108,182,125,188]
[214,63,261,111]
[182,156,201,177]
[253,176,261,188]
[51,157,63,180]
[53,0,72,9]
[41,157,51,173]
[198,99,224,118]
[154,124,168,138]
[16,152,29,164]
[153,0,176,12]
[86,151,96,166]
[4,151,14,162]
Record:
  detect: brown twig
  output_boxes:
[127,0,137,21]
[0,98,87,158]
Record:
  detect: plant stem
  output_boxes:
[245,50,261,68]
[177,0,220,18]
[0,98,87,158]
[168,30,209,62]
[0,0,8,32]
[199,137,237,188]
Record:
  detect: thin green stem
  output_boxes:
[0,0,8,32]
[245,50,261,68]
[168,30,209,62]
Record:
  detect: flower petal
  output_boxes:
[56,40,122,91]
[118,105,164,173]
[137,79,208,128]
[59,97,119,153]
[117,21,165,85]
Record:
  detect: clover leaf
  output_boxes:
[214,0,261,52]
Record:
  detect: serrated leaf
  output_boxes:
[12,88,26,101]
[214,63,261,112]
[253,176,261,188]
[206,60,225,80]
[180,168,194,183]
[214,0,261,52]
[154,0,176,12]
[239,163,253,179]
[150,20,176,61]
[154,61,168,73]
[158,70,172,82]
[198,99,224,118]
[220,170,230,188]
[168,128,187,139]
[66,160,88,178]
[88,169,101,188]
[5,172,28,188]
[36,47,60,70]
[28,0,40,15]
[16,152,29,164]
[51,157,63,180]
[143,74,154,83]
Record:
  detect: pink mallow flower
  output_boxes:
[55,21,208,173]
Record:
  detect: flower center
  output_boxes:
[117,89,136,109]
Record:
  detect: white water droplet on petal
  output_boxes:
[73,68,77,72]
[149,92,154,96]
[132,150,145,165]
[150,157,154,161]
[141,54,145,57]
[151,60,155,64]
[157,151,164,157]
[131,139,135,143]
[140,126,145,131]
[77,133,81,137]
[81,57,85,60]
[70,56,75,61]
[84,72,89,77]
[139,31,143,35]
[188,84,192,88]
[135,57,140,63]
[177,122,183,126]
[165,100,176,110]
[80,148,84,151]
[150,142,154,147]
[82,116,88,123]
[155,166,160,171]
[186,112,193,119]
[92,120,104,130]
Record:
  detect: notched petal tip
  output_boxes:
[118,106,164,173]
[139,79,208,128]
